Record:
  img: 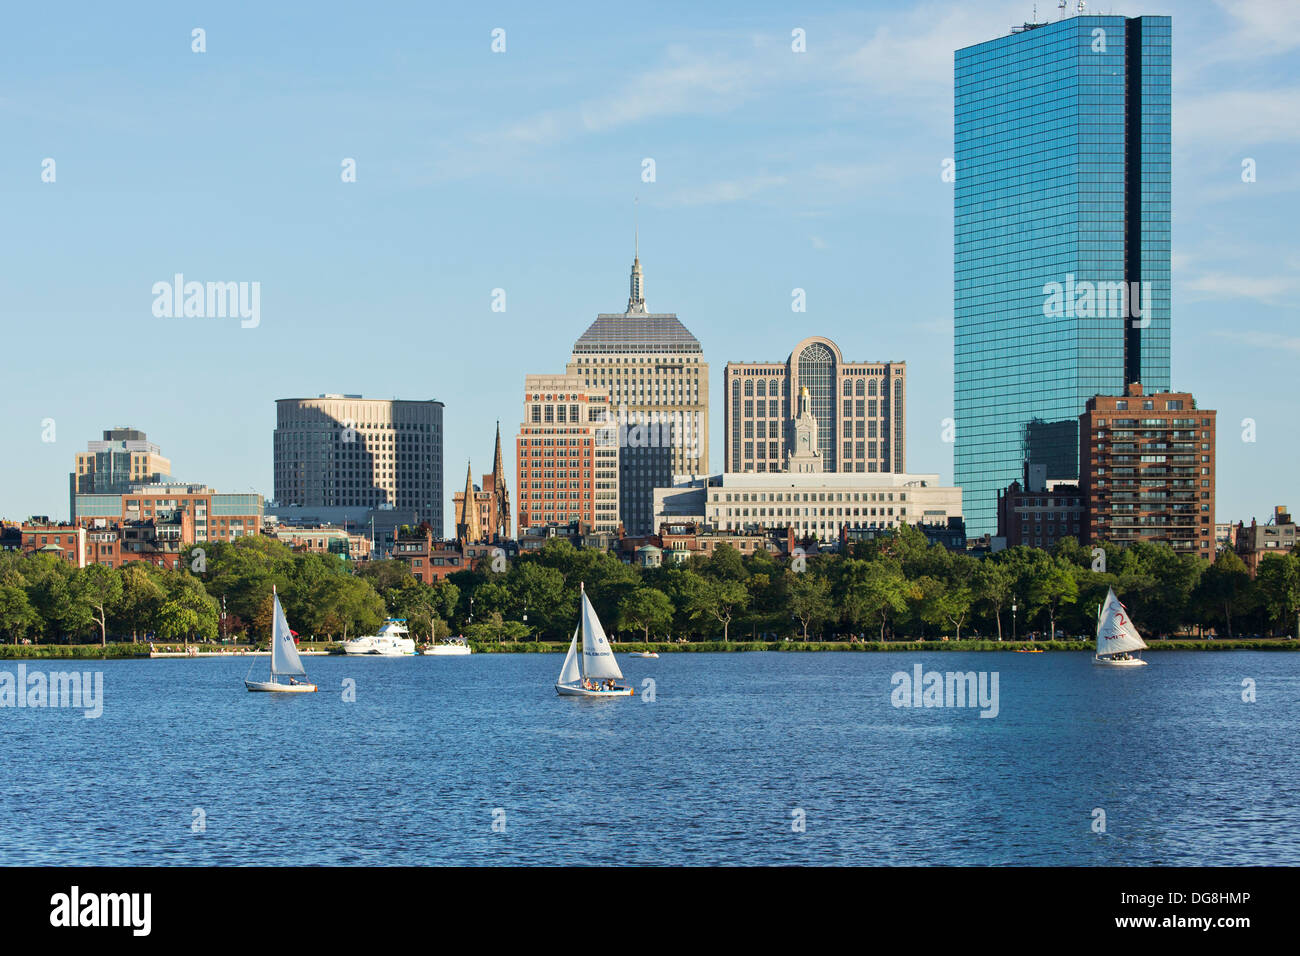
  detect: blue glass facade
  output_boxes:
[954,15,1171,536]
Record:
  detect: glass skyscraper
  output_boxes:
[954,14,1171,535]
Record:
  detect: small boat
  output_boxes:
[423,636,472,656]
[627,651,659,659]
[245,587,318,692]
[1015,646,1044,654]
[1093,587,1149,667]
[343,619,417,656]
[556,583,633,697]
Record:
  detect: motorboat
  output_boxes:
[343,619,417,656]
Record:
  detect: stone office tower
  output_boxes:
[566,245,709,535]
[724,336,906,475]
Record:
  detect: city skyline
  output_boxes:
[3,1,1296,529]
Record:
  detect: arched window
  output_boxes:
[842,379,852,395]
[744,380,753,396]
[756,380,766,397]
[796,342,836,471]
[855,378,865,396]
[868,380,878,396]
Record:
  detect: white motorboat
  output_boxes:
[343,619,417,656]
[245,588,318,693]
[1093,587,1149,667]
[627,651,659,659]
[423,636,472,656]
[556,583,633,697]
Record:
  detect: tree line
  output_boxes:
[2,528,1298,645]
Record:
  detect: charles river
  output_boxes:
[3,651,1297,866]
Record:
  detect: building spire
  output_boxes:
[492,420,511,540]
[456,460,480,544]
[492,420,504,479]
[627,201,646,313]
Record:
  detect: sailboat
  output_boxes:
[555,583,633,697]
[245,587,319,692]
[1093,587,1149,667]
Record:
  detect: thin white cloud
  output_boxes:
[1210,328,1300,354]
[1175,89,1300,146]
[1183,271,1298,303]
[1207,0,1300,62]
[663,174,789,206]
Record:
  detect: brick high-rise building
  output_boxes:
[1080,383,1215,558]
[516,373,619,533]
[724,337,905,475]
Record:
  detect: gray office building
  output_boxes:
[273,395,444,536]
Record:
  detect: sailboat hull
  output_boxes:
[555,682,633,697]
[245,680,318,693]
[1092,655,1148,667]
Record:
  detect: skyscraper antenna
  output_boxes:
[634,196,639,260]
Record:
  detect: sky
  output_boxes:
[2,0,1297,532]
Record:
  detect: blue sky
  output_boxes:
[2,0,1296,531]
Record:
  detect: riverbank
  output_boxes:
[4,638,1293,659]
[474,638,1300,653]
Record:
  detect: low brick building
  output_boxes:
[1233,507,1297,575]
[996,463,1085,550]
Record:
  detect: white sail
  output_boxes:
[557,625,581,685]
[580,589,623,680]
[1096,587,1148,655]
[271,591,307,676]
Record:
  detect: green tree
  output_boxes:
[689,577,748,641]
[788,571,831,640]
[618,588,674,642]
[703,542,749,583]
[1255,551,1300,638]
[840,558,914,640]
[0,584,39,644]
[976,560,1014,639]
[71,565,124,646]
[112,563,165,641]
[1195,549,1254,638]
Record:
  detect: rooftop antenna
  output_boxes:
[1058,0,1067,17]
[1077,0,1087,12]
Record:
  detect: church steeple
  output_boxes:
[456,460,480,544]
[492,420,511,539]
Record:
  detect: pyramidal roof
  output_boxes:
[572,250,702,355]
[573,313,701,354]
